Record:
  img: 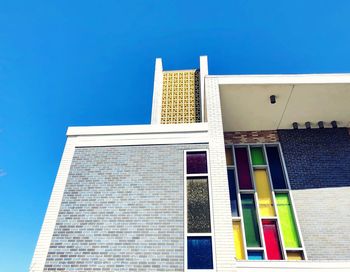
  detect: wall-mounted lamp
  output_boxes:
[292,122,298,129]
[270,95,276,104]
[331,120,337,128]
[305,122,311,129]
[318,121,324,129]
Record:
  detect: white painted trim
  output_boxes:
[237,260,350,270]
[67,124,209,147]
[151,58,163,124]
[208,73,350,85]
[67,122,208,136]
[73,132,209,147]
[30,137,77,272]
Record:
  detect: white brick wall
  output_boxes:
[205,77,236,271]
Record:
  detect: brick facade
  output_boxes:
[278,128,350,260]
[293,187,350,260]
[278,128,350,190]
[44,143,208,272]
[224,130,279,144]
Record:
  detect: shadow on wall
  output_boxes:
[278,128,350,190]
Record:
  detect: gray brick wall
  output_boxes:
[44,143,208,271]
[293,187,350,260]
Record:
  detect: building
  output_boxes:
[31,56,350,271]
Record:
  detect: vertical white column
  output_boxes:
[205,77,236,271]
[151,58,163,124]
[199,56,208,122]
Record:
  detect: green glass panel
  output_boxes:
[250,147,266,165]
[241,195,261,247]
[276,193,301,248]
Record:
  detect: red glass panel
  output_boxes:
[262,220,282,260]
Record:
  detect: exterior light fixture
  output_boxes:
[318,121,324,129]
[292,122,298,129]
[331,120,337,128]
[270,95,276,104]
[305,122,311,129]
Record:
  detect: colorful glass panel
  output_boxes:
[248,251,264,260]
[262,220,282,260]
[227,170,239,217]
[266,146,287,189]
[287,251,303,260]
[235,148,253,189]
[275,193,301,248]
[254,170,275,217]
[187,151,207,174]
[250,147,266,165]
[225,147,234,165]
[187,237,213,269]
[241,195,261,247]
[233,221,245,260]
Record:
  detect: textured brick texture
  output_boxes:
[206,78,235,270]
[278,128,350,189]
[279,128,350,260]
[44,143,207,272]
[224,130,279,144]
[293,187,350,260]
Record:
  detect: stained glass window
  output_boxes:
[226,144,305,261]
[186,150,213,269]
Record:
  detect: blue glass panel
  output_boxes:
[187,151,208,174]
[227,169,239,217]
[266,146,287,189]
[188,237,213,269]
[248,250,264,260]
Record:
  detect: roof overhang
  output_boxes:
[214,74,350,131]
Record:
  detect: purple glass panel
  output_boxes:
[187,151,208,174]
[235,147,253,189]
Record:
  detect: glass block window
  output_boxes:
[185,150,214,270]
[161,70,201,124]
[226,144,306,261]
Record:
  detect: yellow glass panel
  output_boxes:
[233,221,245,260]
[225,147,233,165]
[254,170,275,217]
[287,251,303,260]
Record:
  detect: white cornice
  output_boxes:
[206,73,350,85]
[67,123,208,136]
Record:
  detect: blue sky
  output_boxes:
[0,1,349,271]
